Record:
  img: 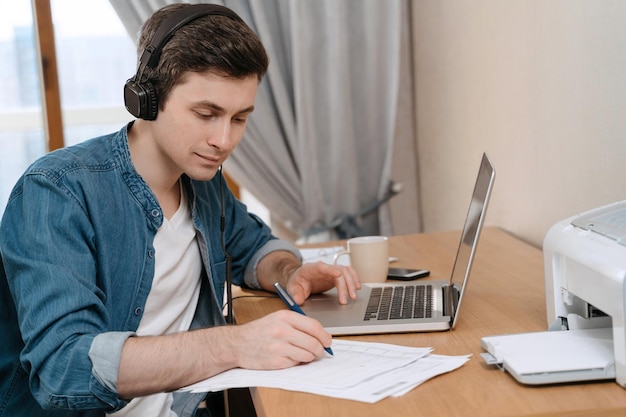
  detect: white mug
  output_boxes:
[333,236,389,283]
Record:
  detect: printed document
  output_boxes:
[180,339,469,403]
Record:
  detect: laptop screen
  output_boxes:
[449,153,495,328]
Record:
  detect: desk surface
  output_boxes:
[232,227,626,417]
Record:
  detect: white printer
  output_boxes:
[482,200,626,387]
[543,199,626,386]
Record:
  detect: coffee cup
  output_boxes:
[333,236,389,283]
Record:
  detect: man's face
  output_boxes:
[152,71,259,181]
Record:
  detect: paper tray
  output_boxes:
[481,328,615,385]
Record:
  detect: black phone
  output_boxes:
[387,267,430,281]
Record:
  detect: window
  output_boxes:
[0,0,135,215]
[51,0,136,146]
[0,2,42,212]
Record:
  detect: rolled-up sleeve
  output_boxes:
[244,239,302,289]
[89,331,135,393]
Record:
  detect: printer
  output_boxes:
[543,199,626,387]
[481,200,626,387]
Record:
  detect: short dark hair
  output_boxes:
[136,3,269,110]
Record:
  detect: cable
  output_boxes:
[219,167,234,324]
[222,294,278,310]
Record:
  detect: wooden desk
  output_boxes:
[232,227,626,417]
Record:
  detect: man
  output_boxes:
[0,3,360,416]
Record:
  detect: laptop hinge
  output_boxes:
[443,285,460,319]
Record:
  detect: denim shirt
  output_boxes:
[0,124,300,416]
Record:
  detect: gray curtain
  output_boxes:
[110,0,404,241]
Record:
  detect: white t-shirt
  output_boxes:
[110,186,202,416]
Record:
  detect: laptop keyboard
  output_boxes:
[364,285,433,321]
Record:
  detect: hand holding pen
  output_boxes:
[274,282,334,356]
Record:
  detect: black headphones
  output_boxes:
[123,4,243,120]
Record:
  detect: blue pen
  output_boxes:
[273,282,334,356]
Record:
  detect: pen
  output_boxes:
[273,282,334,356]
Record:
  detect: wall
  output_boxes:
[412,0,626,247]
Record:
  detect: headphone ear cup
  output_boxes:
[124,78,159,120]
[142,81,158,120]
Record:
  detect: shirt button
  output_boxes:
[134,307,142,316]
[148,250,154,258]
[151,209,160,217]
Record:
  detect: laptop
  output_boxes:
[301,152,496,335]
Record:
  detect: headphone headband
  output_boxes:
[139,4,243,72]
[124,4,244,120]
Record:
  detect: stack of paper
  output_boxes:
[180,339,469,403]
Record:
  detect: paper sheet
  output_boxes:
[299,246,398,266]
[299,246,347,265]
[179,339,469,403]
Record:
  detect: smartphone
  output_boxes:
[387,267,430,281]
